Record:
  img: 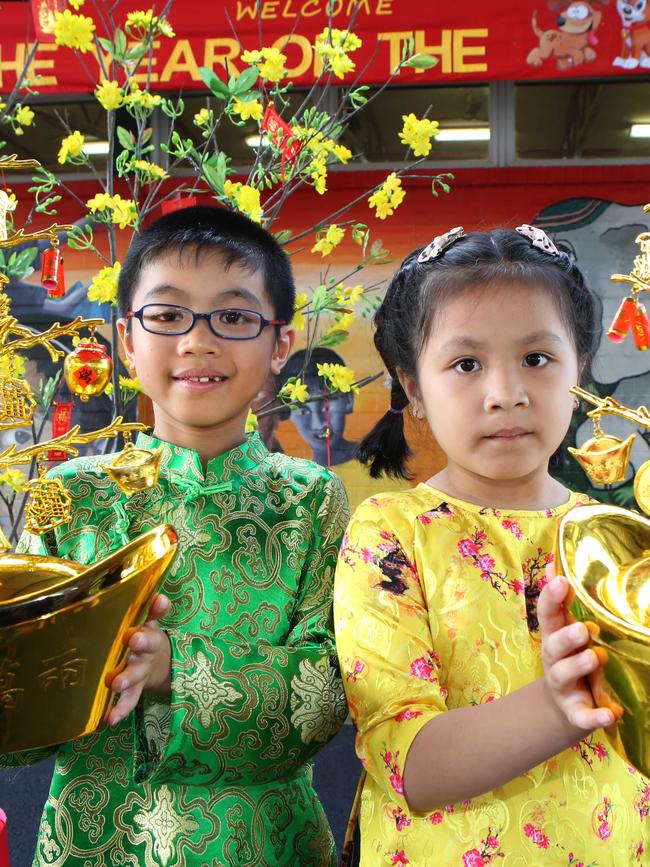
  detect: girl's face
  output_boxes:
[408,282,579,495]
[117,249,294,456]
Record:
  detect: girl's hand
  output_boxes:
[107,594,172,727]
[538,575,615,732]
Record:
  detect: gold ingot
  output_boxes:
[558,504,650,776]
[63,339,113,402]
[100,442,163,496]
[0,524,177,753]
[634,460,650,516]
[568,434,635,485]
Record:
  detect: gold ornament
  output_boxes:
[23,462,73,534]
[101,431,162,496]
[633,460,650,516]
[0,527,11,554]
[0,374,37,430]
[64,335,113,401]
[558,503,650,778]
[0,524,177,752]
[568,416,635,485]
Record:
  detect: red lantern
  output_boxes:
[632,300,650,351]
[42,246,66,298]
[606,296,636,343]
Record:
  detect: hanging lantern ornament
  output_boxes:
[41,237,65,299]
[23,457,73,535]
[568,413,635,485]
[100,430,163,496]
[631,298,650,351]
[63,331,113,401]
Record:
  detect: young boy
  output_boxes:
[3,206,349,866]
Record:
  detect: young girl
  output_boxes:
[334,226,650,866]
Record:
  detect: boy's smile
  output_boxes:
[117,248,294,462]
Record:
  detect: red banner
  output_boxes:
[0,0,648,93]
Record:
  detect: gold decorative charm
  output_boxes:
[0,375,37,430]
[23,462,73,534]
[633,459,650,516]
[64,335,113,401]
[568,410,635,485]
[101,432,162,496]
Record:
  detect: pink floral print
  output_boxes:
[571,735,608,768]
[594,796,614,840]
[462,827,504,865]
[395,709,423,723]
[524,822,550,849]
[381,748,404,796]
[388,849,409,864]
[390,806,412,831]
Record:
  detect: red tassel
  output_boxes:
[47,401,74,461]
[42,247,65,297]
[632,300,650,351]
[261,105,302,181]
[606,296,636,343]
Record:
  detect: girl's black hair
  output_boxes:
[357,228,600,479]
[117,205,296,322]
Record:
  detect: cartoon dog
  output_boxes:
[527,1,609,70]
[613,0,650,67]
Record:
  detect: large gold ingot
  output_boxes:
[0,524,177,753]
[568,434,635,485]
[558,504,650,776]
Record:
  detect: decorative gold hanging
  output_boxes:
[0,373,37,430]
[101,430,162,496]
[23,460,73,534]
[568,412,635,485]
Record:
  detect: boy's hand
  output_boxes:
[107,594,172,727]
[538,575,616,732]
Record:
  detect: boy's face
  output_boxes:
[117,249,294,451]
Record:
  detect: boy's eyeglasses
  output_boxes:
[126,304,287,340]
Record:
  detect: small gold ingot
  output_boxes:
[0,524,177,752]
[634,460,650,516]
[558,504,650,777]
[568,434,635,485]
[101,442,163,496]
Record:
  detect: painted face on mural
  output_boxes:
[289,384,356,465]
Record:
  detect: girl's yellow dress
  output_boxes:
[334,485,650,867]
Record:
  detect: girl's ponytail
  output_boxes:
[357,377,412,479]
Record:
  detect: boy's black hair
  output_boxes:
[358,228,601,479]
[117,205,296,322]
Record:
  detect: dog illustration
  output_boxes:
[527,1,609,70]
[613,0,650,67]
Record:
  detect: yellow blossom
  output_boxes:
[57,130,85,164]
[111,197,138,229]
[261,47,288,82]
[68,0,85,8]
[331,143,352,164]
[119,375,143,393]
[317,362,359,394]
[87,261,121,305]
[245,409,259,433]
[326,311,355,336]
[86,192,113,212]
[104,382,114,396]
[15,105,34,127]
[95,79,123,111]
[0,354,26,378]
[231,98,263,121]
[280,378,310,404]
[314,27,362,79]
[241,49,264,64]
[134,160,169,182]
[329,52,355,79]
[193,107,212,128]
[335,284,364,305]
[125,10,175,38]
[399,113,440,157]
[311,224,345,258]
[0,468,26,494]
[225,182,262,223]
[310,157,327,195]
[123,83,162,111]
[54,9,96,53]
[368,172,405,220]
[291,292,308,331]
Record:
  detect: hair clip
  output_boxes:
[417,226,465,264]
[516,224,561,256]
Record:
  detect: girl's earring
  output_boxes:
[573,396,580,410]
[410,404,421,419]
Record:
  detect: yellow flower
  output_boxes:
[193,107,212,128]
[68,0,85,8]
[280,377,310,404]
[125,10,175,38]
[54,9,96,53]
[119,375,143,393]
[258,47,287,82]
[15,105,34,127]
[245,409,259,433]
[86,192,113,212]
[95,80,123,111]
[326,311,355,336]
[314,27,361,80]
[0,353,26,378]
[398,113,440,157]
[317,362,358,394]
[310,157,327,195]
[311,224,345,258]
[87,261,121,305]
[111,197,138,229]
[331,143,352,164]
[329,52,355,79]
[123,82,162,111]
[335,284,364,305]
[57,130,85,164]
[134,159,169,182]
[368,172,405,220]
[0,468,26,494]
[225,183,262,223]
[291,292,308,331]
[231,98,263,121]
[104,382,114,396]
